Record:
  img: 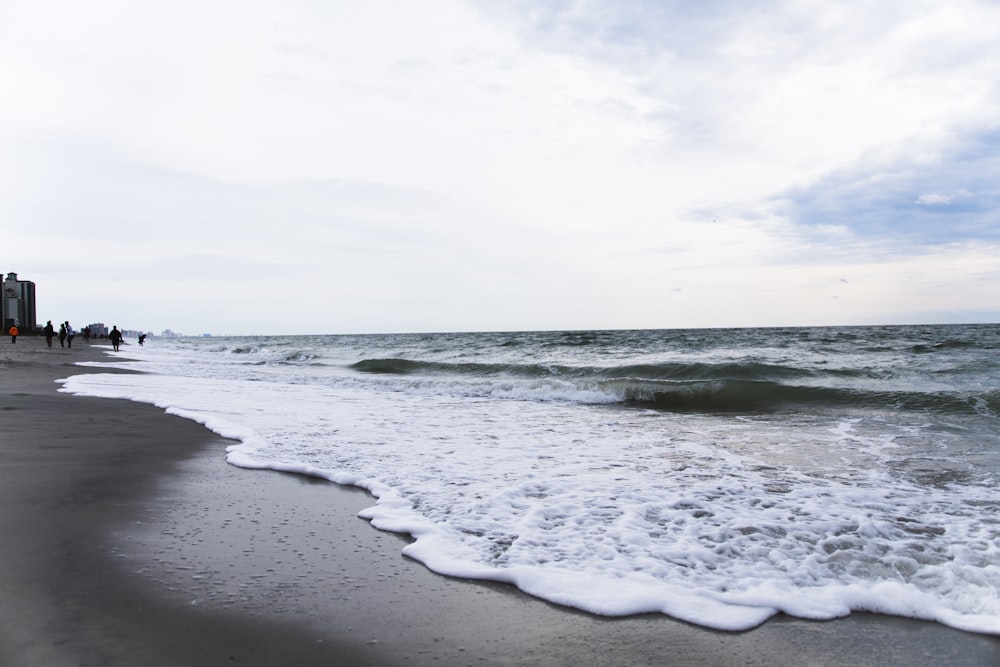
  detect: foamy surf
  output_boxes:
[61,325,1000,635]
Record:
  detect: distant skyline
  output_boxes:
[2,1,999,335]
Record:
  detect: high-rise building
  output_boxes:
[2,272,37,332]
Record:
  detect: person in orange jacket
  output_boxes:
[8,325,18,344]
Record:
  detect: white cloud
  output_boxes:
[2,0,1000,333]
[916,189,974,205]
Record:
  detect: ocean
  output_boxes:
[60,324,1000,635]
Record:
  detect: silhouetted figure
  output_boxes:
[138,334,146,346]
[58,323,66,347]
[44,321,55,347]
[65,322,74,348]
[109,326,123,352]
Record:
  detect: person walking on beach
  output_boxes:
[58,323,66,347]
[65,321,75,348]
[44,320,55,347]
[109,326,123,352]
[8,324,17,344]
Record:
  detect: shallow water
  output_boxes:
[62,324,1000,634]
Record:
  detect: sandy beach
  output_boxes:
[1,335,997,666]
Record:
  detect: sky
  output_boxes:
[2,0,999,335]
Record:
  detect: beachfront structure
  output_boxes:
[2,272,37,332]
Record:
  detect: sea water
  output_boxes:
[59,325,1000,634]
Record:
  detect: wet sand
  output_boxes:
[1,336,997,666]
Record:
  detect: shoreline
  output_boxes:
[2,336,998,665]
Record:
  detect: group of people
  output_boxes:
[6,321,130,351]
[40,321,78,348]
[6,321,75,346]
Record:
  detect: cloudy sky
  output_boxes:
[2,0,999,335]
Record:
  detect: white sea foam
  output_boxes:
[59,329,1000,635]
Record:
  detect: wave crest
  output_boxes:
[348,358,993,416]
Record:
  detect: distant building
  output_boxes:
[88,322,109,337]
[2,272,37,332]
